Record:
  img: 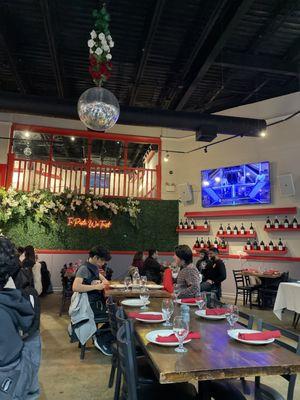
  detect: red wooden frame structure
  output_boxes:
[6,123,162,199]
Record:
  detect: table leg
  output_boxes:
[198,381,211,400]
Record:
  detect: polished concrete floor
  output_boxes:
[39,294,300,399]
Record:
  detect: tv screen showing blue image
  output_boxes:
[201,161,271,207]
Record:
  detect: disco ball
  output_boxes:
[78,87,120,131]
[23,146,32,157]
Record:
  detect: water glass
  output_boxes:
[173,284,180,303]
[140,287,150,310]
[162,298,174,327]
[141,275,147,288]
[196,292,207,311]
[225,305,239,330]
[124,276,131,292]
[173,316,189,353]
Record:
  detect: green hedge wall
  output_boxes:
[5,200,179,251]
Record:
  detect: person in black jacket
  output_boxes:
[141,249,162,284]
[200,248,226,293]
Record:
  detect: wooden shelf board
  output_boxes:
[176,226,210,233]
[264,227,300,232]
[185,207,297,218]
[216,232,256,238]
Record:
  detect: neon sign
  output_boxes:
[67,217,112,229]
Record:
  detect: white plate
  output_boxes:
[195,309,227,320]
[227,329,275,345]
[146,284,164,289]
[176,299,198,306]
[136,312,165,323]
[109,284,126,289]
[121,299,151,307]
[145,329,192,347]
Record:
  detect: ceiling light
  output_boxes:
[117,141,120,144]
[24,131,30,138]
[203,180,209,187]
[164,153,170,162]
[204,147,208,153]
[260,130,267,137]
[215,177,221,183]
[70,136,75,141]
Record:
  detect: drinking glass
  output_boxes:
[124,276,131,292]
[140,287,150,310]
[173,284,181,303]
[162,298,174,327]
[225,305,239,330]
[141,275,147,288]
[196,292,207,311]
[173,316,189,353]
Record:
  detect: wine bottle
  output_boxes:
[278,238,283,251]
[184,219,189,229]
[221,238,226,249]
[207,237,211,248]
[249,223,254,234]
[284,216,289,229]
[200,237,205,249]
[246,239,251,250]
[265,216,271,229]
[195,237,200,248]
[204,219,208,229]
[179,219,184,229]
[233,225,238,235]
[292,216,298,229]
[226,223,231,234]
[219,223,224,234]
[274,216,279,229]
[253,240,258,250]
[269,240,274,251]
[260,240,265,251]
[190,219,195,230]
[214,238,218,248]
[240,223,245,235]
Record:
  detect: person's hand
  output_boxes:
[207,279,213,284]
[94,282,105,291]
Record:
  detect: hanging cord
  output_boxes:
[266,110,300,127]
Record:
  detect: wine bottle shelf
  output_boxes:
[176,226,210,233]
[193,246,229,254]
[243,248,288,256]
[264,227,300,232]
[184,207,297,218]
[216,231,256,238]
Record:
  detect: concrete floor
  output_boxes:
[39,294,300,399]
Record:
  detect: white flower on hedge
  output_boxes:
[75,200,82,206]
[109,41,114,48]
[98,32,105,40]
[107,35,112,41]
[95,47,103,55]
[90,30,97,39]
[67,193,72,199]
[88,39,95,48]
[106,54,112,60]
[89,49,94,54]
[103,44,109,52]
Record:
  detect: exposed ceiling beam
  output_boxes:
[128,0,166,106]
[40,0,65,97]
[0,11,27,94]
[173,0,256,111]
[214,51,299,77]
[131,144,144,167]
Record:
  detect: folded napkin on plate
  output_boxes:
[156,331,201,343]
[180,298,200,304]
[206,308,227,315]
[128,312,163,321]
[238,330,281,341]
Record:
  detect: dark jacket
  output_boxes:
[0,289,35,367]
[202,259,226,286]
[141,257,162,284]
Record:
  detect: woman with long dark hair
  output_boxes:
[174,245,200,299]
[131,251,144,273]
[22,246,42,295]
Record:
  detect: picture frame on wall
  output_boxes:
[83,172,110,189]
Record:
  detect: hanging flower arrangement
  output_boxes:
[88,5,114,86]
[0,188,141,231]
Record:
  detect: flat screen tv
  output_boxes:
[201,161,271,207]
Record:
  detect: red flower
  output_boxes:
[89,55,98,66]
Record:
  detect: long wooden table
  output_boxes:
[241,270,282,279]
[105,281,171,299]
[124,298,300,386]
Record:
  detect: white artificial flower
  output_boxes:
[95,47,103,55]
[103,44,110,52]
[90,30,97,39]
[98,32,105,40]
[107,35,112,41]
[89,48,94,54]
[88,39,95,48]
[75,200,82,205]
[109,41,114,48]
[67,193,72,199]
[106,54,112,60]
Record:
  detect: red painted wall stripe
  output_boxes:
[185,207,297,218]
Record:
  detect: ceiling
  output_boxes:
[0,0,299,115]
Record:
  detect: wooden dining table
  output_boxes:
[123,298,300,398]
[241,270,283,280]
[105,281,171,299]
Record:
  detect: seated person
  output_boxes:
[72,246,113,356]
[196,249,212,274]
[141,249,162,284]
[201,248,226,294]
[174,244,200,299]
[131,251,144,273]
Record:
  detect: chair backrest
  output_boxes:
[257,319,300,354]
[232,270,245,287]
[116,306,126,329]
[106,296,118,338]
[238,310,255,329]
[116,320,139,400]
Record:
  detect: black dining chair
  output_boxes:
[232,270,258,308]
[106,296,119,390]
[59,275,74,316]
[116,319,198,400]
[258,272,289,309]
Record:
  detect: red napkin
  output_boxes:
[163,268,174,293]
[238,330,281,341]
[156,331,201,343]
[180,298,200,304]
[127,312,163,321]
[206,308,227,315]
